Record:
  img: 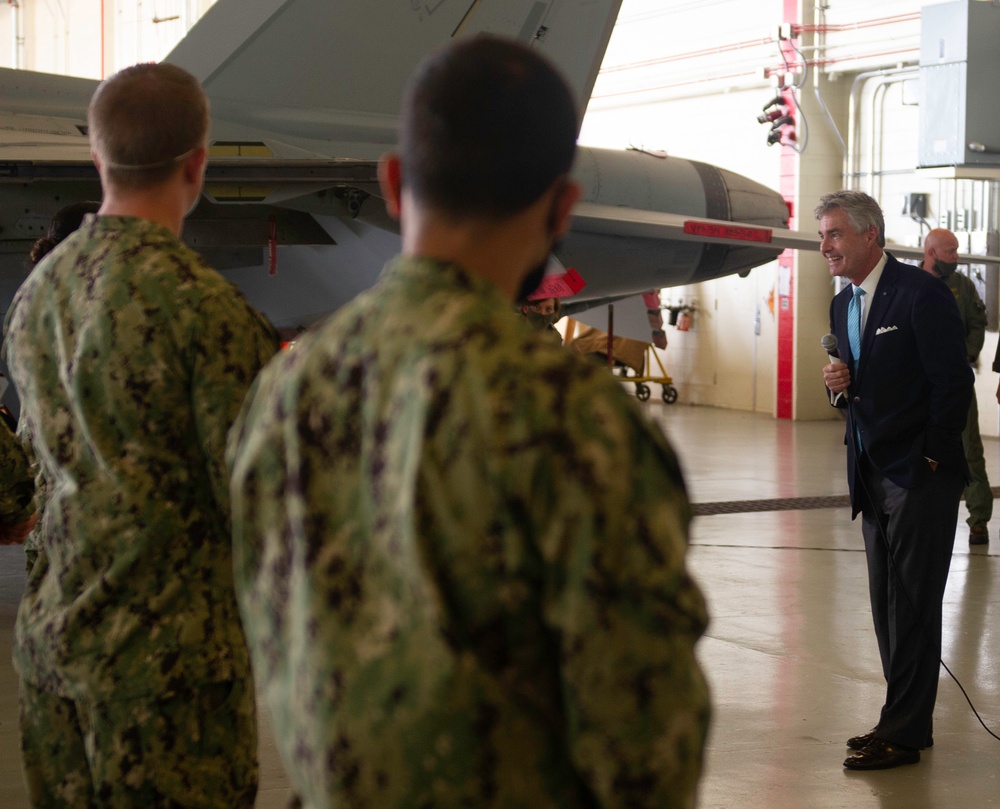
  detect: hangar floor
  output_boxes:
[0,403,997,808]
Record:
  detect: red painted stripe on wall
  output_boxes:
[776,0,800,419]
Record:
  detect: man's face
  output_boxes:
[932,234,960,267]
[526,299,557,317]
[818,208,878,283]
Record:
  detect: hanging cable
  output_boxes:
[785,37,810,153]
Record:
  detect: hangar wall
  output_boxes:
[584,0,1000,432]
[2,0,999,432]
[583,84,786,414]
[0,1,220,77]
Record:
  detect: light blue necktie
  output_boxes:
[848,286,865,452]
[848,286,865,372]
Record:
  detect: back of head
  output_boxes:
[814,190,886,247]
[399,35,578,220]
[88,63,209,191]
[29,200,101,266]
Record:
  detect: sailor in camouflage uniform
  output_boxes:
[3,63,277,808]
[0,418,35,545]
[230,36,710,809]
[920,228,992,544]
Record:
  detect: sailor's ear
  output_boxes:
[378,153,403,220]
[183,146,208,184]
[552,178,582,238]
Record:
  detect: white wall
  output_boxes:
[0,0,219,76]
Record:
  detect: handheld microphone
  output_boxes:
[822,334,844,405]
[821,333,839,363]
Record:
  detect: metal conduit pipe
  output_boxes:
[9,0,23,69]
[601,37,774,73]
[872,76,924,204]
[796,11,921,34]
[871,80,896,201]
[810,0,848,162]
[811,77,846,162]
[42,0,69,73]
[846,65,916,191]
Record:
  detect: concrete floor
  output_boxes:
[1,403,998,807]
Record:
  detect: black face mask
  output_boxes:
[515,182,565,303]
[516,238,564,303]
[934,259,958,279]
[516,257,550,305]
[524,310,556,330]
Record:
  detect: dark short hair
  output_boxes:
[29,201,101,266]
[88,63,209,190]
[399,35,578,219]
[814,190,886,247]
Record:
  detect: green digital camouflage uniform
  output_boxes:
[229,256,711,809]
[3,214,278,808]
[0,417,34,526]
[944,270,991,528]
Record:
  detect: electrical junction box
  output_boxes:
[918,0,1000,168]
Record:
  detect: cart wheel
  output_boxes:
[662,384,678,404]
[635,383,651,401]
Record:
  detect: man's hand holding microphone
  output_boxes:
[822,333,850,400]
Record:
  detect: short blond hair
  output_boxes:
[88,63,209,190]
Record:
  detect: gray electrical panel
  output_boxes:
[919,0,1000,168]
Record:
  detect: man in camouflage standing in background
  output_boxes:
[920,227,992,544]
[3,63,277,807]
[229,35,710,809]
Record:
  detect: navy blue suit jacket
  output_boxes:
[829,252,974,515]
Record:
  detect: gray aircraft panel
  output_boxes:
[0,68,96,161]
[574,148,708,218]
[164,0,623,150]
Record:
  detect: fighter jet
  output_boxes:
[0,0,818,329]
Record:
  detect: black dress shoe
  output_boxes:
[846,728,876,750]
[844,738,920,770]
[847,728,933,750]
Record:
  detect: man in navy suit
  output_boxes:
[818,191,973,770]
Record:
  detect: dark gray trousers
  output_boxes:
[858,454,962,749]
